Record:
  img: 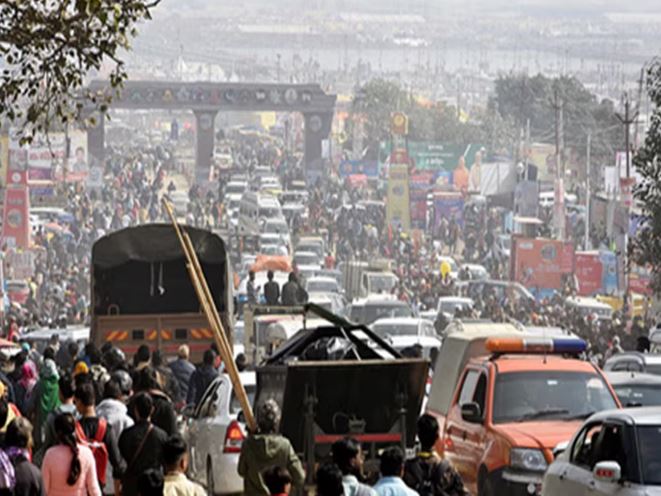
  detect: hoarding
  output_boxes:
[433,191,464,228]
[511,237,575,294]
[386,163,411,231]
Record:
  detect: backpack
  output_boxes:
[75,419,109,485]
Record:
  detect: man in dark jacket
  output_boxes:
[403,414,467,496]
[264,270,280,305]
[186,350,218,407]
[5,418,45,496]
[281,272,306,306]
[128,367,177,436]
[119,392,168,496]
[168,345,195,404]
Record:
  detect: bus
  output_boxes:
[90,224,233,362]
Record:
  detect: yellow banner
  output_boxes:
[386,163,411,231]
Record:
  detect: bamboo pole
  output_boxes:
[163,200,257,432]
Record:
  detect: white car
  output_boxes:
[293,251,322,269]
[185,372,256,495]
[542,407,661,496]
[436,296,474,320]
[460,263,488,281]
[305,276,341,295]
[371,317,436,340]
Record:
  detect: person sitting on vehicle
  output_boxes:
[332,437,376,496]
[374,447,417,496]
[263,466,292,496]
[281,272,306,306]
[403,414,467,496]
[264,271,280,305]
[238,399,305,496]
[162,434,205,496]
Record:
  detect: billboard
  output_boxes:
[433,191,464,228]
[575,252,603,296]
[409,172,434,227]
[338,160,378,178]
[1,135,30,249]
[511,237,575,294]
[386,163,411,231]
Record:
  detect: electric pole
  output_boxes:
[551,86,565,240]
[616,92,639,317]
[585,132,591,250]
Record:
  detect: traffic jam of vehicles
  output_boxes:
[2,4,661,492]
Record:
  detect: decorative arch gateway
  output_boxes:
[85,80,336,182]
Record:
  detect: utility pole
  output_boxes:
[585,132,591,250]
[616,92,639,317]
[551,86,565,240]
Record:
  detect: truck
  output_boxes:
[340,259,399,301]
[426,331,620,496]
[90,224,234,362]
[255,304,428,483]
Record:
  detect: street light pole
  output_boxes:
[585,132,591,250]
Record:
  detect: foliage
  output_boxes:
[491,73,623,163]
[351,79,514,152]
[632,60,661,294]
[0,0,160,143]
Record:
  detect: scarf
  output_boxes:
[18,362,37,392]
[38,359,60,423]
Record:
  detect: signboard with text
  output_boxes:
[511,237,575,294]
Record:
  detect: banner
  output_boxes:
[575,252,603,296]
[338,160,379,178]
[378,141,483,172]
[629,264,652,295]
[409,172,434,226]
[2,135,30,249]
[386,163,411,231]
[433,191,464,228]
[511,237,574,293]
[27,133,65,181]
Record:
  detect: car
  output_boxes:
[185,372,256,495]
[308,292,346,316]
[371,317,436,339]
[427,336,619,496]
[605,371,661,407]
[295,242,325,260]
[6,280,30,305]
[463,279,535,308]
[259,233,289,254]
[167,190,189,217]
[224,181,248,198]
[565,296,613,322]
[603,351,661,375]
[460,263,488,281]
[347,295,415,325]
[293,251,322,269]
[388,334,442,360]
[542,407,661,496]
[437,296,474,320]
[259,244,288,256]
[305,276,341,295]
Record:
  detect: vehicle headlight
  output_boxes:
[510,448,548,472]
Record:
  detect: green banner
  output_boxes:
[379,141,484,171]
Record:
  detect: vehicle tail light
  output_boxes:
[224,420,245,453]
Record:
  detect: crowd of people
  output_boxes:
[0,333,231,495]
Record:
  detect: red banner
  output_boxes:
[575,252,603,296]
[511,237,575,292]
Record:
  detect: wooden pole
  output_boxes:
[162,200,257,432]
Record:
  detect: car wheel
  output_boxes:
[206,459,215,496]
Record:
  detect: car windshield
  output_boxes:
[294,253,318,266]
[440,300,471,314]
[230,385,257,415]
[356,303,413,324]
[307,280,338,293]
[226,184,245,194]
[372,323,419,337]
[264,221,288,234]
[492,371,617,424]
[614,385,661,407]
[259,207,280,218]
[367,274,397,293]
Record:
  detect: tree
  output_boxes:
[0,0,160,143]
[492,74,623,164]
[632,60,661,294]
